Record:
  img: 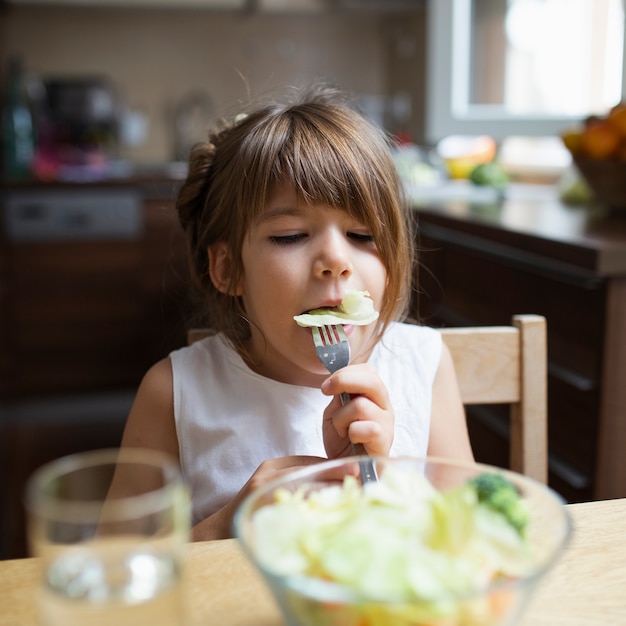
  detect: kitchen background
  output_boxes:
[0,2,427,166]
[2,0,625,560]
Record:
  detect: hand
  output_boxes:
[321,363,394,459]
[190,455,327,541]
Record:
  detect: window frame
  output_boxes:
[425,0,626,143]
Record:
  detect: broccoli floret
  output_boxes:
[469,473,530,535]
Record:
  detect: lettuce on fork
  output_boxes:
[294,289,379,327]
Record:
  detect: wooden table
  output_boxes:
[1,498,624,626]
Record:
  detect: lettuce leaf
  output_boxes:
[294,289,379,327]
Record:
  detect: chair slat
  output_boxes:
[442,314,548,484]
[440,327,520,404]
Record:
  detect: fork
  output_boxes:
[312,324,378,484]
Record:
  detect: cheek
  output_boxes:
[242,245,302,290]
[362,256,387,298]
[239,258,298,315]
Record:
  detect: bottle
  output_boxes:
[1,58,35,181]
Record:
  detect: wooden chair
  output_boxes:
[188,313,548,484]
[440,314,548,484]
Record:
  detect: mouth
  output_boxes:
[298,304,340,316]
[294,290,378,329]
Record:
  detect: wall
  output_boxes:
[0,5,427,163]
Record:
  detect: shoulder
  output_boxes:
[378,322,442,357]
[384,321,441,339]
[170,334,245,388]
[171,333,231,366]
[139,357,174,399]
[121,357,179,458]
[370,322,443,386]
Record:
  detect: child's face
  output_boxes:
[237,181,387,387]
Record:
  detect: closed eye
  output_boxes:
[270,234,307,245]
[348,232,375,243]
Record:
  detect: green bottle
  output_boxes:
[1,58,35,181]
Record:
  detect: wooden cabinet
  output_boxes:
[412,192,626,503]
[0,182,192,560]
[1,185,191,400]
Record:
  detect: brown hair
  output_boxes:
[176,85,414,348]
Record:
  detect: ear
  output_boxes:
[208,242,243,295]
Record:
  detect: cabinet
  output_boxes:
[1,185,191,400]
[0,181,192,559]
[412,189,626,503]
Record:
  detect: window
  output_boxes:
[425,0,625,142]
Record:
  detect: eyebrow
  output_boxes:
[256,205,305,223]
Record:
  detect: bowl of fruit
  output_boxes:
[233,456,571,626]
[562,103,626,209]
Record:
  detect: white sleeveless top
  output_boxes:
[170,322,442,525]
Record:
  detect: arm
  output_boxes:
[122,358,328,541]
[191,455,328,541]
[120,358,241,540]
[103,358,180,525]
[119,357,180,460]
[427,342,475,462]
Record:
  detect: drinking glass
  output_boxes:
[25,447,191,626]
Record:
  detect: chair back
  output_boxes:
[440,314,547,483]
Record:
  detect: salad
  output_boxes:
[294,289,379,327]
[248,465,532,626]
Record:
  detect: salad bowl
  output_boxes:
[233,456,571,626]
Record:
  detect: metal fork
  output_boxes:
[312,324,378,484]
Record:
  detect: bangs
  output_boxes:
[240,103,395,232]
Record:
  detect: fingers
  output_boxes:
[243,455,327,493]
[196,456,331,541]
[321,363,390,409]
[321,364,394,457]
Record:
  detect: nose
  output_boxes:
[313,229,353,279]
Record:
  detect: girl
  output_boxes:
[120,85,474,541]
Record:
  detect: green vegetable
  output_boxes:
[469,473,530,535]
[469,160,509,189]
[250,466,532,625]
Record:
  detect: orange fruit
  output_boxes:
[561,129,584,155]
[581,120,621,159]
[607,104,626,137]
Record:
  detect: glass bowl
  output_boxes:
[233,457,572,626]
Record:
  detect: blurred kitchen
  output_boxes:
[2,0,626,559]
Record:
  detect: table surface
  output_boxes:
[1,498,624,626]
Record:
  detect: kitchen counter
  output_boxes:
[410,182,626,501]
[1,161,187,200]
[408,181,626,275]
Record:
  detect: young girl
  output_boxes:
[120,85,474,541]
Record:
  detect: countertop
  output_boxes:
[409,182,626,276]
[1,161,187,200]
[4,177,626,274]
